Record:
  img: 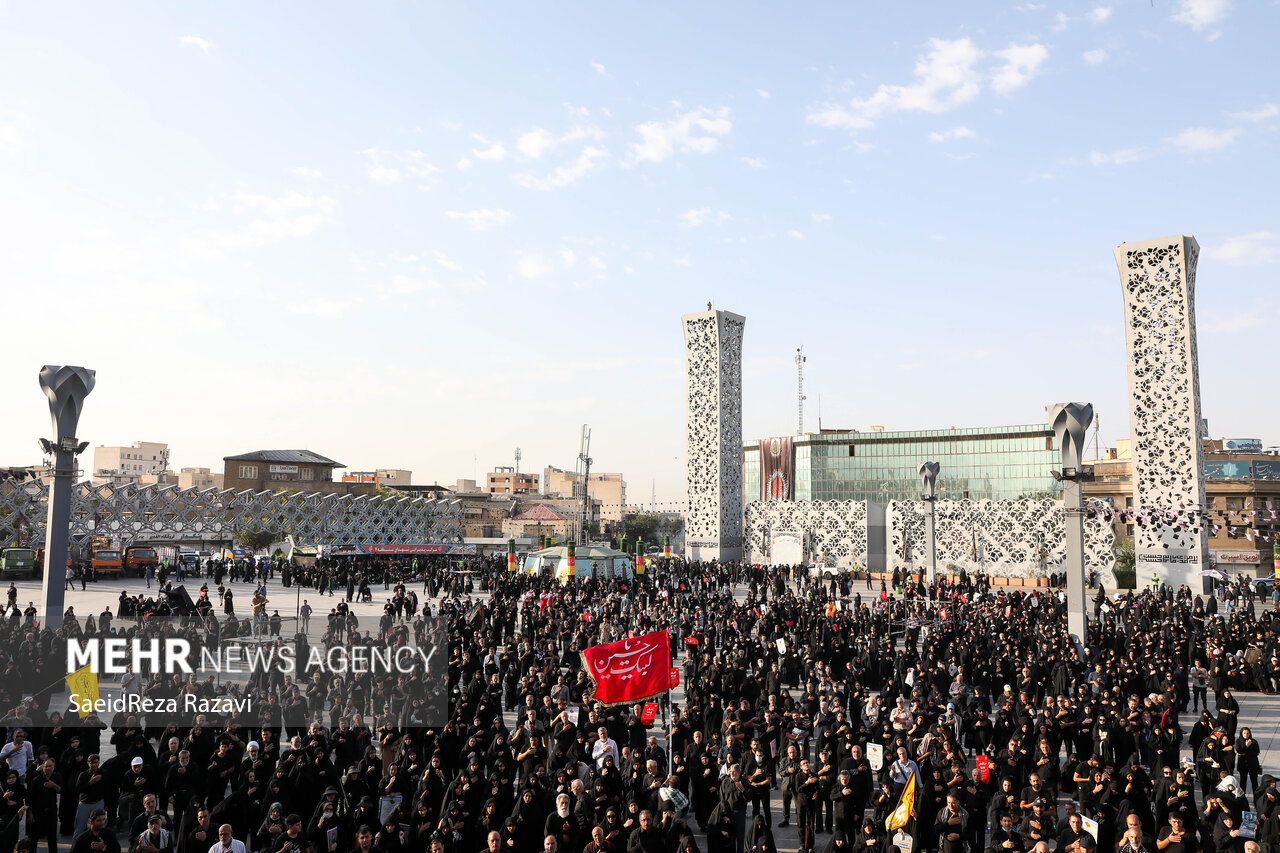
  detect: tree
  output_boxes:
[622,512,685,547]
[235,528,279,552]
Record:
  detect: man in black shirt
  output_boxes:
[74,756,105,839]
[1057,812,1097,853]
[70,809,119,853]
[28,758,61,853]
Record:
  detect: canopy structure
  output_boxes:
[519,545,633,583]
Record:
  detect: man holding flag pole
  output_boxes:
[885,768,918,853]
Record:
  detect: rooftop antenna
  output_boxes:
[577,425,592,544]
[796,347,807,435]
[514,447,521,479]
[1091,413,1101,461]
[651,479,656,512]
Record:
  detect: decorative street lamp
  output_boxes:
[38,365,95,630]
[1047,402,1094,648]
[918,462,940,585]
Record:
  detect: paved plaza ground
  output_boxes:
[9,573,1280,852]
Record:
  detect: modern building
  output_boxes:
[454,479,482,494]
[543,466,628,521]
[178,467,225,490]
[92,441,169,486]
[486,467,539,495]
[683,307,746,562]
[222,450,367,495]
[744,424,1061,506]
[341,469,413,488]
[1085,438,1280,575]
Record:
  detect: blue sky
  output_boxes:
[1,1,1275,507]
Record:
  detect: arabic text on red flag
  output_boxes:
[581,629,671,705]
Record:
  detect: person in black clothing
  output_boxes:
[28,759,60,853]
[70,809,120,853]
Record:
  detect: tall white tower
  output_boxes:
[682,306,746,562]
[1115,235,1210,590]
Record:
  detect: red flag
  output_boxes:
[581,629,672,706]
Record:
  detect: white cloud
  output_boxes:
[806,38,1046,132]
[456,156,472,170]
[738,156,766,169]
[590,60,610,78]
[438,120,463,132]
[385,274,434,296]
[1017,2,1045,10]
[680,208,732,227]
[291,166,322,179]
[516,128,555,159]
[811,212,833,224]
[1229,103,1279,122]
[944,152,976,161]
[787,229,805,240]
[1171,0,1231,31]
[178,35,212,55]
[289,297,351,319]
[472,141,507,161]
[560,249,577,269]
[1051,12,1070,31]
[1166,126,1242,152]
[445,208,513,230]
[1082,49,1109,65]
[1089,147,1154,166]
[971,347,994,359]
[361,147,439,185]
[513,145,607,190]
[1202,313,1266,333]
[757,89,770,99]
[928,125,976,143]
[1203,232,1278,266]
[626,106,732,165]
[0,107,32,156]
[1087,6,1113,23]
[432,250,463,271]
[515,125,603,161]
[516,253,554,279]
[807,38,984,130]
[990,43,1049,94]
[204,191,337,251]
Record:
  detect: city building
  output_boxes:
[178,467,225,490]
[340,469,413,488]
[543,466,628,521]
[501,503,575,540]
[92,441,169,486]
[486,467,539,495]
[454,479,481,494]
[1085,437,1280,575]
[222,450,369,495]
[744,424,1060,506]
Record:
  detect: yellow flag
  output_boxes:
[885,771,916,832]
[65,665,99,719]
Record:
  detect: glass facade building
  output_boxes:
[744,424,1061,506]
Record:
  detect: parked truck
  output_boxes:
[0,548,38,579]
[123,545,159,577]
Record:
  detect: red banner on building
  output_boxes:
[581,630,672,706]
[760,436,795,501]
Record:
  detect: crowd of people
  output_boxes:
[0,556,1277,853]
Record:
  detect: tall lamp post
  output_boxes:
[918,462,940,585]
[38,365,95,631]
[1047,402,1094,648]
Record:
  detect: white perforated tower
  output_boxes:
[1114,235,1210,590]
[682,308,745,563]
